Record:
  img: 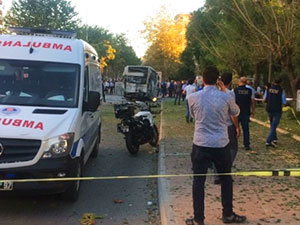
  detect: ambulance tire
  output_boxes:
[91,125,101,158]
[61,156,83,202]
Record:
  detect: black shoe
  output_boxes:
[245,146,251,151]
[266,142,276,148]
[271,140,278,146]
[222,213,246,223]
[190,118,193,123]
[214,179,221,185]
[186,117,189,123]
[185,218,204,225]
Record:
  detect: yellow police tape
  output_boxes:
[291,107,300,126]
[1,169,300,183]
[282,106,300,126]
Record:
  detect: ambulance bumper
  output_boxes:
[0,156,78,194]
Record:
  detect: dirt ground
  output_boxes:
[161,101,300,225]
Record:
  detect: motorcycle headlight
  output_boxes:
[42,133,75,159]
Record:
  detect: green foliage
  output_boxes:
[77,25,141,79]
[4,0,80,30]
[108,34,141,78]
[142,7,190,80]
[77,25,114,58]
[183,0,300,97]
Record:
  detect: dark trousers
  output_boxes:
[228,125,238,164]
[266,112,281,143]
[192,144,233,222]
[213,125,238,180]
[238,114,250,148]
[174,92,182,105]
[186,100,191,118]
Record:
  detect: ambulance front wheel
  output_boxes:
[61,156,83,202]
[91,124,101,158]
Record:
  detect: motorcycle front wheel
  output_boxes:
[149,124,159,147]
[125,132,140,155]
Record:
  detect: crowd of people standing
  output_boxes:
[103,79,116,95]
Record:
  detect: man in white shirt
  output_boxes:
[183,79,196,123]
[186,66,246,225]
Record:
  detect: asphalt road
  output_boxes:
[0,100,160,225]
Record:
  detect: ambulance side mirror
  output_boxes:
[86,91,100,112]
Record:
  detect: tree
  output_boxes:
[107,34,141,78]
[183,0,300,97]
[77,25,116,74]
[77,25,141,79]
[231,0,300,97]
[142,7,190,80]
[0,0,7,34]
[4,0,80,30]
[185,0,261,78]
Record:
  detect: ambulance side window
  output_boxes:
[83,66,89,103]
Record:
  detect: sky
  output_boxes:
[2,0,205,57]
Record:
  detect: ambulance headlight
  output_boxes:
[43,133,75,158]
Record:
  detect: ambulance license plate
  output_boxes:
[0,181,13,191]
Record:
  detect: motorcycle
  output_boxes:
[114,99,160,155]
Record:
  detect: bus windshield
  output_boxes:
[0,59,80,108]
[125,75,147,84]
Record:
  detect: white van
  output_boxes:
[0,28,102,201]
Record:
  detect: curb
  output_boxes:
[158,101,176,225]
[158,142,176,225]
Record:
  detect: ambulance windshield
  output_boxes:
[0,59,80,108]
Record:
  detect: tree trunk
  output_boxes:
[286,66,299,98]
[268,54,272,83]
[281,55,298,98]
[289,77,299,99]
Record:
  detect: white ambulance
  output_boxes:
[0,28,102,201]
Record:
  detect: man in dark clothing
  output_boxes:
[168,81,175,97]
[234,77,255,150]
[102,82,106,102]
[174,81,182,105]
[264,78,287,147]
[161,82,167,97]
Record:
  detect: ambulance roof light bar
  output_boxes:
[9,27,77,39]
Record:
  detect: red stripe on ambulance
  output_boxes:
[0,40,72,52]
[0,118,44,130]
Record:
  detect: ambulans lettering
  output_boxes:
[0,40,72,52]
[13,41,22,47]
[64,45,72,51]
[0,118,44,130]
[33,42,42,48]
[3,41,13,47]
[43,43,51,48]
[53,43,63,50]
[23,120,34,128]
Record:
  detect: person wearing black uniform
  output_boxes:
[264,78,287,147]
[234,77,255,150]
